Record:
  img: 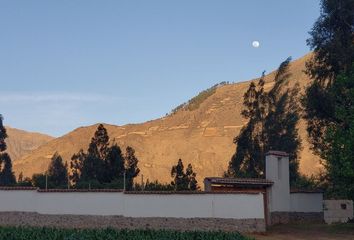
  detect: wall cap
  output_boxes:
[265,151,289,157]
[0,187,37,191]
[37,189,124,193]
[124,191,261,195]
[0,187,261,195]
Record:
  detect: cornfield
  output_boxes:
[0,226,253,240]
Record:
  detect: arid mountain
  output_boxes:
[5,127,54,167]
[13,54,322,184]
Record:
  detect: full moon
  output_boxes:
[252,41,260,48]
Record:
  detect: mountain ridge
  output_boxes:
[5,127,54,164]
[11,53,322,184]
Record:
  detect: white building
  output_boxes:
[205,150,324,225]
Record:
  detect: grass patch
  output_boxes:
[0,226,253,240]
[171,81,229,114]
[324,223,354,234]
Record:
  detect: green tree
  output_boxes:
[171,159,187,190]
[264,57,302,184]
[124,146,140,190]
[71,124,110,185]
[304,0,354,156]
[302,0,354,199]
[225,72,267,177]
[80,124,110,182]
[322,69,354,200]
[0,114,7,152]
[80,153,103,182]
[0,153,16,185]
[47,152,68,188]
[186,164,199,190]
[88,124,110,160]
[226,73,267,178]
[105,144,125,182]
[70,149,86,184]
[32,173,46,189]
[0,115,16,186]
[227,58,302,184]
[171,159,199,190]
[70,125,140,189]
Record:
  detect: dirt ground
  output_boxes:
[248,223,354,240]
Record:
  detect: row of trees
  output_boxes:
[27,124,140,190]
[69,124,140,190]
[0,121,200,191]
[134,159,199,191]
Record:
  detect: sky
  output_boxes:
[0,1,321,137]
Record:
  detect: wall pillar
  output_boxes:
[265,151,290,225]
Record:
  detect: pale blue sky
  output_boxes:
[0,1,320,137]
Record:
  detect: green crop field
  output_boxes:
[0,226,253,240]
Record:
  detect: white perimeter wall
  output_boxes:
[290,193,323,212]
[0,190,264,219]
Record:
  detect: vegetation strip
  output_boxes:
[0,226,252,240]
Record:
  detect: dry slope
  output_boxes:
[13,54,322,183]
[5,127,54,164]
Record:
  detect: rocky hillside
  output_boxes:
[5,127,54,166]
[12,53,322,183]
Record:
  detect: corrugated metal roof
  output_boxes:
[204,177,273,186]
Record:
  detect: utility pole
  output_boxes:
[141,174,144,191]
[67,174,70,189]
[45,172,48,190]
[123,171,126,192]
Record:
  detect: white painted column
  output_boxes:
[265,151,290,213]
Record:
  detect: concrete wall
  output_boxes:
[0,190,37,212]
[290,193,323,212]
[324,200,353,224]
[0,190,264,219]
[37,192,125,216]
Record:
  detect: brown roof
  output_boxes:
[204,177,273,186]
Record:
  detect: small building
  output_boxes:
[324,200,354,224]
[204,177,273,193]
[204,150,324,226]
